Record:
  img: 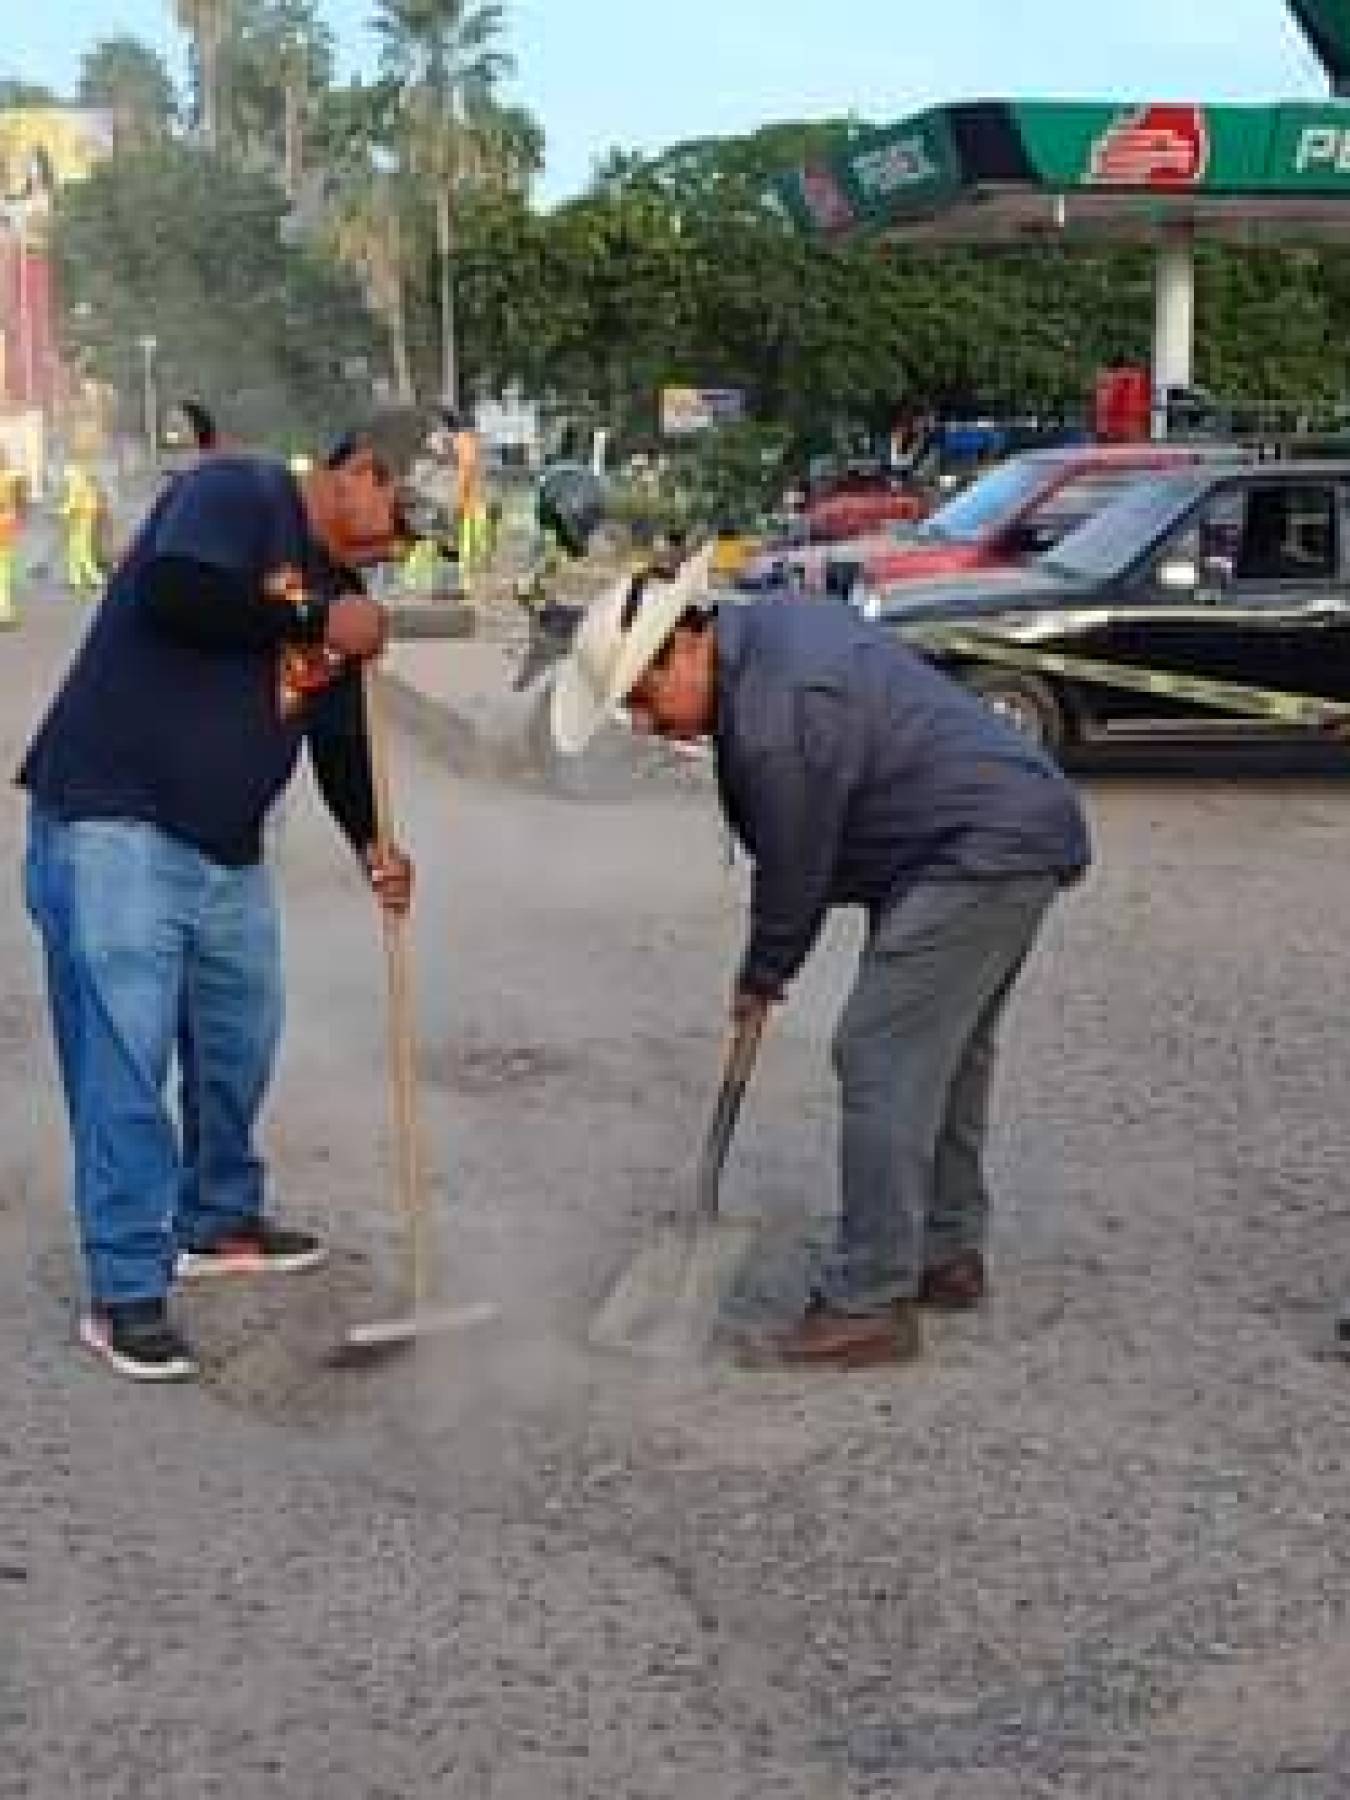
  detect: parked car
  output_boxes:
[793,419,1093,546]
[796,467,928,544]
[881,461,1350,756]
[739,444,1242,596]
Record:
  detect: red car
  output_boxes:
[740,444,1241,595]
[800,484,928,543]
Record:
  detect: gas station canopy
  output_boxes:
[774,98,1350,246]
[770,5,1350,430]
[776,93,1350,430]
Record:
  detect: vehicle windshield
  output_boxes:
[1039,476,1206,582]
[916,458,1050,545]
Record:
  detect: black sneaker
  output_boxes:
[176,1220,327,1282]
[80,1300,198,1383]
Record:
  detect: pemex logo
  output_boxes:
[1087,104,1210,189]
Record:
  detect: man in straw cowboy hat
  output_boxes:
[551,556,1090,1369]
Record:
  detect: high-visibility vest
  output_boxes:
[0,474,21,548]
[63,468,101,522]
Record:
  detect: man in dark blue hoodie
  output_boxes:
[19,424,424,1382]
[552,566,1090,1370]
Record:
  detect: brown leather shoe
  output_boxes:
[744,1301,922,1370]
[919,1250,986,1310]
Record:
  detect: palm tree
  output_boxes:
[465,97,544,194]
[171,0,232,148]
[327,170,417,404]
[319,88,417,403]
[279,33,309,199]
[220,0,334,197]
[373,0,514,410]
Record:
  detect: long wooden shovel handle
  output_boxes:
[695,1007,766,1221]
[363,660,430,1308]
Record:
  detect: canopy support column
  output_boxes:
[1153,232,1196,440]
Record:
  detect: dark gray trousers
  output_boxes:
[820,874,1058,1314]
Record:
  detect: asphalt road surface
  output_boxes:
[5,586,1350,1799]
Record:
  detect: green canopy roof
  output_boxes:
[776,99,1350,245]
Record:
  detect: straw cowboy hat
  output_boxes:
[550,543,716,755]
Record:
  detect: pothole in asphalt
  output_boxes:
[419,1041,582,1097]
[185,1249,412,1429]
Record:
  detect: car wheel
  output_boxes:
[963,667,1069,758]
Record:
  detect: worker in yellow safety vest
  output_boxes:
[61,462,106,594]
[0,453,25,626]
[444,409,490,576]
[402,533,452,594]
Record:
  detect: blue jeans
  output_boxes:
[24,809,284,1305]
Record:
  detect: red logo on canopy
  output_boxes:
[1087,104,1209,189]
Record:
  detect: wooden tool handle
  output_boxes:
[363,661,431,1307]
[364,655,396,850]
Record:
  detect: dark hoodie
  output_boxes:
[713,598,1090,996]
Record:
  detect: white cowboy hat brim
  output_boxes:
[549,544,716,755]
[549,649,609,757]
[548,569,630,756]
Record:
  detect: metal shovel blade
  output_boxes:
[588,1009,767,1361]
[589,1217,759,1359]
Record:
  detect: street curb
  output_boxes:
[387,601,478,640]
[381,665,545,782]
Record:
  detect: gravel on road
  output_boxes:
[5,591,1350,1799]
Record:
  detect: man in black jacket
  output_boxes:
[19,426,425,1381]
[551,564,1090,1369]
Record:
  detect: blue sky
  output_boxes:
[7,0,1334,200]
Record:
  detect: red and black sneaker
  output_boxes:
[176,1220,327,1283]
[79,1300,198,1383]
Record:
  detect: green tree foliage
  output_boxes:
[0,78,63,111]
[1197,246,1345,413]
[78,37,178,148]
[446,121,1350,464]
[0,79,61,108]
[676,421,794,532]
[51,144,379,445]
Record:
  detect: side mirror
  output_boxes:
[1156,557,1200,594]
